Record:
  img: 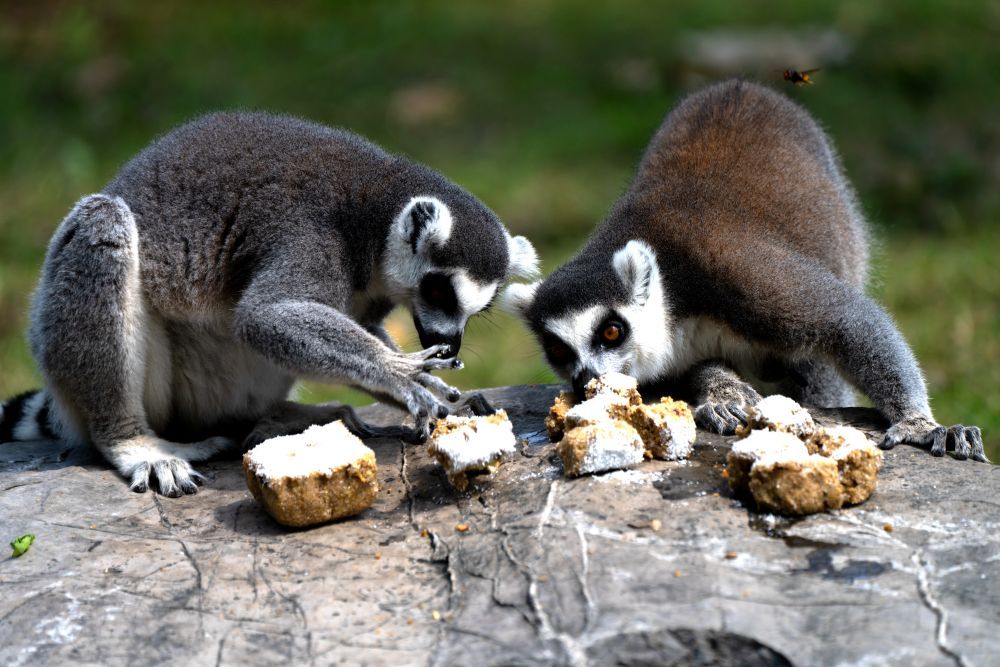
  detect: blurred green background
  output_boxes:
[1,1,997,460]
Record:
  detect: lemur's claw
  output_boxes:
[451,358,464,370]
[435,405,449,419]
[694,401,747,435]
[447,389,461,402]
[881,417,988,462]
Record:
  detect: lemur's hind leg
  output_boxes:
[786,358,856,408]
[683,360,762,434]
[29,195,233,496]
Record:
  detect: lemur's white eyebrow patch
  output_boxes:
[452,270,497,315]
[544,306,604,352]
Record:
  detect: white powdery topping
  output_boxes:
[754,450,826,471]
[650,409,696,460]
[429,414,517,470]
[576,422,644,474]
[245,420,372,482]
[584,372,638,399]
[820,426,876,456]
[565,393,627,428]
[594,469,663,485]
[750,395,814,432]
[731,430,808,460]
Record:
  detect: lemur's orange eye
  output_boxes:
[598,320,626,348]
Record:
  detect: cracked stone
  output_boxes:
[1,385,997,667]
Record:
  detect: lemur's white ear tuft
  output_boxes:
[506,234,540,280]
[613,240,658,307]
[395,196,453,255]
[500,281,540,320]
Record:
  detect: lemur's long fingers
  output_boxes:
[409,344,451,361]
[421,356,463,372]
[949,425,970,460]
[967,427,989,463]
[416,372,461,402]
[929,425,948,457]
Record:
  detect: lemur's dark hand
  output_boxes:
[693,377,762,435]
[391,344,463,441]
[881,415,988,462]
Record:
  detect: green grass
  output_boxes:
[1,1,997,460]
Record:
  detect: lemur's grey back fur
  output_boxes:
[507,80,986,462]
[2,112,540,495]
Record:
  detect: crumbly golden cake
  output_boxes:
[809,426,883,505]
[428,410,517,491]
[557,420,645,477]
[726,430,809,496]
[627,397,696,460]
[545,391,576,442]
[749,453,844,515]
[736,395,816,440]
[584,372,642,405]
[243,421,379,528]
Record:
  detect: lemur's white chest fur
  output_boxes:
[142,310,293,432]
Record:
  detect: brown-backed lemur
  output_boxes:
[504,80,986,462]
[0,112,539,495]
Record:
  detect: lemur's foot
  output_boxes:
[694,401,750,435]
[110,434,231,496]
[394,344,464,441]
[881,415,988,462]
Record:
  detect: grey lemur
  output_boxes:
[504,80,986,462]
[0,111,539,495]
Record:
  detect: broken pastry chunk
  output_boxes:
[584,372,642,405]
[749,452,845,515]
[563,393,631,431]
[557,420,645,477]
[628,397,696,460]
[737,394,816,439]
[428,410,517,491]
[809,426,883,505]
[545,391,576,442]
[244,421,379,528]
[726,430,809,497]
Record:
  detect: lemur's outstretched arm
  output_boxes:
[727,248,987,461]
[235,257,460,441]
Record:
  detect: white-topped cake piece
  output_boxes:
[749,453,844,515]
[243,420,379,528]
[584,372,641,405]
[627,397,696,461]
[557,420,644,477]
[739,394,816,439]
[428,410,517,491]
[808,425,883,505]
[726,430,809,496]
[563,392,630,431]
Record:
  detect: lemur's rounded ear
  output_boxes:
[506,235,540,280]
[613,240,659,307]
[500,281,540,320]
[395,196,453,255]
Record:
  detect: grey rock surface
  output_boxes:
[1,384,997,666]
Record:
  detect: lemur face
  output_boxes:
[384,196,538,358]
[504,240,671,397]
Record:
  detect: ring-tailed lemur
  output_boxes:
[0,112,539,495]
[504,80,987,462]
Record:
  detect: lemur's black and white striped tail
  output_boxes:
[0,389,59,443]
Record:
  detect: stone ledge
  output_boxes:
[1,384,997,666]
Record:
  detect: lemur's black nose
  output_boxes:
[571,369,598,399]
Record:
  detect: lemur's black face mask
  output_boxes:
[413,272,462,358]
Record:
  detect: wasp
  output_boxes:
[781,68,820,85]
